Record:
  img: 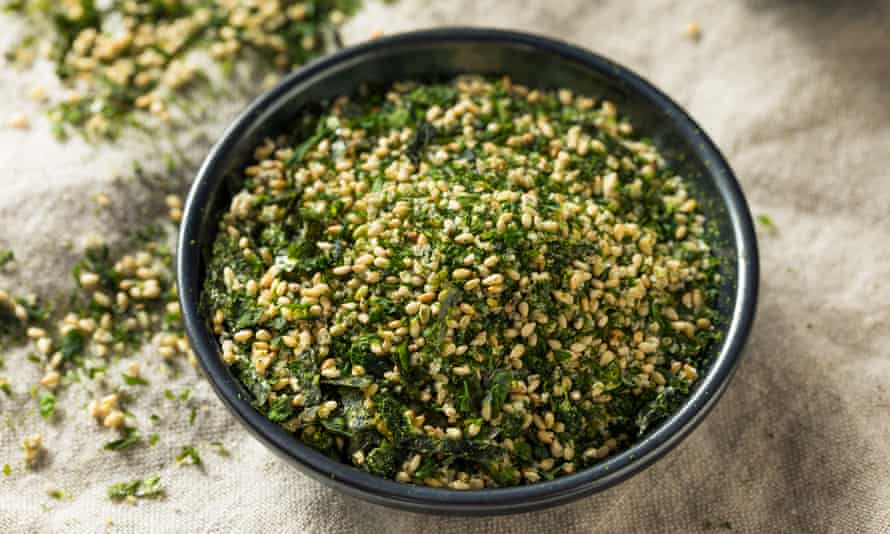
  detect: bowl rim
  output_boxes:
[178,27,759,515]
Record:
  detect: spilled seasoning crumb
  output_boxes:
[685,20,702,41]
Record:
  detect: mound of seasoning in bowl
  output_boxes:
[202,76,722,489]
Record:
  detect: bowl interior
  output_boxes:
[179,29,756,515]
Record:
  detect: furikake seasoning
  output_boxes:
[203,76,722,489]
[4,0,361,139]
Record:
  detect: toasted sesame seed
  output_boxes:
[233,330,253,343]
[454,232,474,244]
[9,113,29,130]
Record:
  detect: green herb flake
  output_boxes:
[210,441,230,456]
[103,428,142,451]
[38,393,56,420]
[266,395,294,423]
[165,388,190,401]
[176,446,201,467]
[107,475,164,501]
[59,329,85,361]
[122,373,148,386]
[0,249,14,268]
[756,214,777,235]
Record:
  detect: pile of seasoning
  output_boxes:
[4,0,360,139]
[205,75,723,489]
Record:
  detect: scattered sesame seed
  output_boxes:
[9,113,29,130]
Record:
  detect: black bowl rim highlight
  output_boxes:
[178,27,759,515]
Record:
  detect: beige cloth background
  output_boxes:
[2,1,890,532]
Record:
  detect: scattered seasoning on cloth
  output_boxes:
[4,0,364,139]
[0,1,390,514]
[107,474,164,502]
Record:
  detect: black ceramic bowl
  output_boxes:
[178,28,759,515]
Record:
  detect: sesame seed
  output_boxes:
[9,113,29,130]
[454,232,474,244]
